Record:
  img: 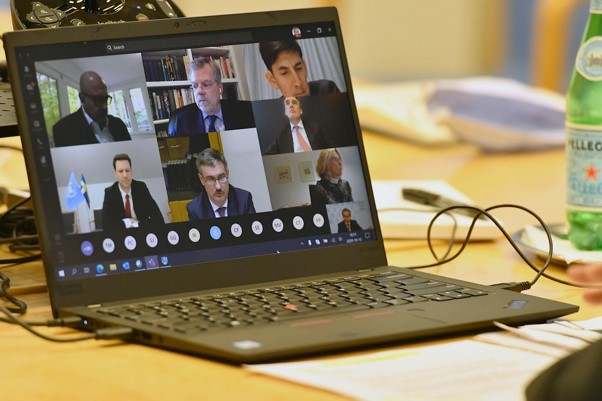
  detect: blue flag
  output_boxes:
[80,173,90,207]
[66,171,85,211]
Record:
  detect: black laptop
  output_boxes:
[3,7,577,363]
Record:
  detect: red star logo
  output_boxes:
[585,163,600,181]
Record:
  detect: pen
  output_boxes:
[401,188,487,220]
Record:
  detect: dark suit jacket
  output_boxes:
[309,79,340,95]
[101,180,165,230]
[266,120,333,155]
[167,100,255,152]
[310,178,353,206]
[53,108,131,147]
[186,184,255,220]
[337,219,362,233]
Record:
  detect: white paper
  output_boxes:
[372,179,500,240]
[246,340,556,401]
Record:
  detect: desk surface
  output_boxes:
[0,132,596,401]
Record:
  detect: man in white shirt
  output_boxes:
[266,96,332,155]
[101,154,165,230]
[52,71,131,147]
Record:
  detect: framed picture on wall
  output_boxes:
[275,165,292,184]
[299,160,314,182]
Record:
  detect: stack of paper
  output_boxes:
[246,317,602,401]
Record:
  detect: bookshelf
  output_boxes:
[142,46,242,133]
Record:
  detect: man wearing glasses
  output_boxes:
[186,148,255,220]
[167,57,255,153]
[53,71,131,147]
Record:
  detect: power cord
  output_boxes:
[0,271,132,342]
[0,195,40,262]
[0,304,132,342]
[418,203,595,292]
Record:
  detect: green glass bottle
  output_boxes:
[567,0,602,250]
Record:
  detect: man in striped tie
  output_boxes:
[186,148,256,220]
[265,96,333,155]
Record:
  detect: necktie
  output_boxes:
[346,223,351,232]
[294,125,311,152]
[124,193,132,218]
[216,206,226,217]
[207,115,217,132]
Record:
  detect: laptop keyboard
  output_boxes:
[94,271,489,334]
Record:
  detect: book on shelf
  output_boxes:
[143,55,189,82]
[148,87,195,121]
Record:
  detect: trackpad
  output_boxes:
[286,309,448,339]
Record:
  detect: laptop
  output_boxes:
[3,7,577,364]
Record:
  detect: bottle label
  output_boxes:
[592,0,602,13]
[567,125,602,207]
[576,37,602,80]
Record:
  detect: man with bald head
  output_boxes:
[53,71,131,147]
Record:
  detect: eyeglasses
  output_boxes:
[82,92,112,105]
[202,175,228,186]
[191,80,217,91]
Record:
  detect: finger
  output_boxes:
[582,289,602,305]
[568,264,602,284]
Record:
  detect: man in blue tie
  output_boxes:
[167,58,255,153]
[186,148,256,220]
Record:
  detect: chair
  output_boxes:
[308,184,318,206]
[169,200,191,223]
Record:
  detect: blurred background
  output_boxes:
[0,0,590,93]
[167,0,590,94]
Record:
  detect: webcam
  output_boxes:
[10,0,185,29]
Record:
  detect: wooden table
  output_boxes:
[0,132,597,401]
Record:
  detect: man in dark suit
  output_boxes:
[53,71,131,147]
[187,148,255,220]
[337,208,363,233]
[167,57,254,153]
[266,96,332,155]
[101,153,165,230]
[259,39,340,98]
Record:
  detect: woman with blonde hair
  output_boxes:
[311,148,353,206]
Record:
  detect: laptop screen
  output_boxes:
[5,8,386,310]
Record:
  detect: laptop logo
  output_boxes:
[232,340,262,350]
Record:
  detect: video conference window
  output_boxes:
[35,34,371,243]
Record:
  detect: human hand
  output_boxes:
[567,263,602,305]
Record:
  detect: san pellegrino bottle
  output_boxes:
[567,0,602,250]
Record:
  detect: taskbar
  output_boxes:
[56,229,375,281]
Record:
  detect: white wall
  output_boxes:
[220,128,272,212]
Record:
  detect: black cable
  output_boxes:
[416,203,599,291]
[0,271,27,313]
[0,195,40,264]
[0,304,132,342]
[377,206,460,261]
[0,144,22,153]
